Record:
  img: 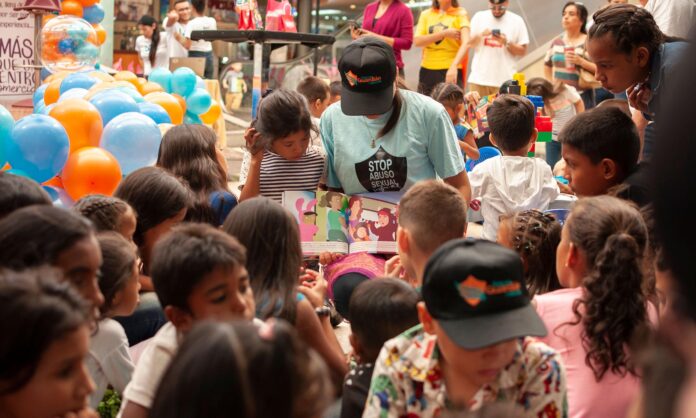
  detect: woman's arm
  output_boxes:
[414,29,455,47]
[444,170,472,204]
[446,27,471,83]
[393,8,414,51]
[544,63,553,81]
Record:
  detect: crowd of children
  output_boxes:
[0,3,693,418]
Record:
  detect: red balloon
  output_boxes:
[62,147,122,200]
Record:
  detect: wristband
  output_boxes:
[315,306,331,317]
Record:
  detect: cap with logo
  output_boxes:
[338,37,397,116]
[422,238,547,350]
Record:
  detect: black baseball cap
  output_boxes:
[422,238,547,350]
[338,37,397,116]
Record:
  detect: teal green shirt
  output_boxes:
[320,89,465,194]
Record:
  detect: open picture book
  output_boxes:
[282,191,401,256]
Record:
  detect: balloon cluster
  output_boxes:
[42,15,104,72]
[147,67,222,125]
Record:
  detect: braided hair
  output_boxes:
[499,210,562,296]
[589,4,665,57]
[565,195,649,380]
[73,195,133,233]
[431,82,465,111]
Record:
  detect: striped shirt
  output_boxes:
[548,85,581,141]
[239,146,326,203]
[544,35,590,91]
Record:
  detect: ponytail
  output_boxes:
[150,29,160,66]
[377,90,403,139]
[564,196,649,380]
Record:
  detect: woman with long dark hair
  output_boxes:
[136,15,169,76]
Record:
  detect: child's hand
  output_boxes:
[469,199,481,211]
[167,9,179,22]
[298,274,327,309]
[319,252,344,266]
[464,91,481,108]
[244,127,264,161]
[385,255,404,278]
[299,266,319,285]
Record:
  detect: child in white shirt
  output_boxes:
[469,95,559,241]
[87,232,140,408]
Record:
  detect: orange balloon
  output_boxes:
[92,24,106,46]
[49,98,103,153]
[44,79,63,105]
[78,0,98,7]
[200,99,221,125]
[140,82,164,95]
[145,92,184,125]
[62,147,122,200]
[42,14,56,25]
[43,176,64,188]
[114,71,139,88]
[171,93,187,114]
[88,70,114,82]
[61,0,83,16]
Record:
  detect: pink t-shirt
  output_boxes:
[534,288,654,418]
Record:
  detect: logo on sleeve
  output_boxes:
[354,147,407,192]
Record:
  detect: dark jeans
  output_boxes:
[418,67,463,96]
[545,140,562,169]
[189,50,214,79]
[114,292,167,346]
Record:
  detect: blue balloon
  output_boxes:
[33,100,46,114]
[171,67,197,97]
[58,88,88,102]
[44,186,74,208]
[75,43,99,60]
[40,67,52,82]
[60,73,97,94]
[148,68,172,93]
[186,88,212,115]
[82,3,105,24]
[33,83,48,106]
[6,114,69,183]
[100,112,161,174]
[6,169,30,178]
[184,112,202,124]
[90,91,139,126]
[43,185,60,201]
[0,104,14,167]
[115,87,144,103]
[67,27,90,41]
[195,75,205,89]
[58,38,76,53]
[138,102,172,124]
[41,103,57,115]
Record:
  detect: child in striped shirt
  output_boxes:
[239,89,326,203]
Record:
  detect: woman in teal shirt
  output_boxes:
[321,37,471,202]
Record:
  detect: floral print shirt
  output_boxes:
[362,325,567,418]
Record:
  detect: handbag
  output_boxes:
[578,67,602,90]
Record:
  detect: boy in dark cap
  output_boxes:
[363,239,567,417]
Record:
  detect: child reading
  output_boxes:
[559,106,649,206]
[239,89,325,203]
[535,195,656,418]
[468,95,560,241]
[119,223,255,418]
[525,77,584,168]
[364,239,567,416]
[341,279,420,418]
[431,82,480,161]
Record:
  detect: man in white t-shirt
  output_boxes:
[645,0,695,38]
[466,0,529,97]
[185,0,217,79]
[164,0,192,59]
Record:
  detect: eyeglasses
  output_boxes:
[489,4,507,11]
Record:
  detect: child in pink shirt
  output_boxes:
[535,195,657,418]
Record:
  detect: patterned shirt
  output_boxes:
[543,35,590,91]
[363,325,567,418]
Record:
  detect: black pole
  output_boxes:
[312,0,320,75]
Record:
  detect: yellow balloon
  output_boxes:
[200,100,222,125]
[88,71,115,82]
[114,71,139,88]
